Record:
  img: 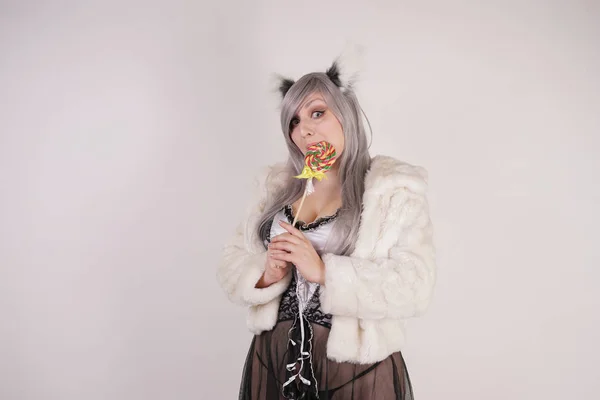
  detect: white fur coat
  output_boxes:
[217,155,436,364]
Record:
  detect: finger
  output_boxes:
[270,232,304,245]
[269,251,290,262]
[278,220,306,239]
[269,249,288,256]
[279,261,289,268]
[267,257,287,268]
[269,242,296,253]
[270,251,294,263]
[267,251,289,265]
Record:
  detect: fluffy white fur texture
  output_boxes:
[217,155,436,364]
[331,42,364,92]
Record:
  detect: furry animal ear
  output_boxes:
[270,73,295,100]
[278,77,295,99]
[325,62,342,87]
[269,44,364,103]
[325,44,364,93]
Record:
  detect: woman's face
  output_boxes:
[289,92,345,159]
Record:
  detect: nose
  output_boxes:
[299,120,314,137]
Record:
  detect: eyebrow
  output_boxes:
[302,98,325,109]
[291,98,326,122]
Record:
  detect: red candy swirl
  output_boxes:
[305,141,337,172]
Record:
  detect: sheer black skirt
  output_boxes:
[238,318,414,399]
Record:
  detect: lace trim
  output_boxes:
[277,274,332,329]
[265,219,274,245]
[264,205,337,248]
[283,204,339,231]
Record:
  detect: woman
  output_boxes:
[217,54,436,399]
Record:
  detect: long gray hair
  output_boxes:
[256,72,372,256]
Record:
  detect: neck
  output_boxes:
[312,165,342,192]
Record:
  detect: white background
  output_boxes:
[1,0,599,399]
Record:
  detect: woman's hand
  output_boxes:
[268,220,326,285]
[255,246,292,288]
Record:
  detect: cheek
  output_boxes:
[327,120,344,152]
[336,135,345,155]
[290,131,303,151]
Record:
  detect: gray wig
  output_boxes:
[256,61,372,256]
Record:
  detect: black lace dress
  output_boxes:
[239,205,414,400]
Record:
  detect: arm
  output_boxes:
[319,189,436,320]
[216,166,292,306]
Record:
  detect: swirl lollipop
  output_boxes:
[292,141,338,226]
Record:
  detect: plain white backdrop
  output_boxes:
[1,0,599,399]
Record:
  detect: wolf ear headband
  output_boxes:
[274,45,364,99]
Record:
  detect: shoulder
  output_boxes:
[365,155,429,196]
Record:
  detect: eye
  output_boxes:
[312,110,324,118]
[289,117,299,130]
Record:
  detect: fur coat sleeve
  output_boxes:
[320,157,436,320]
[319,183,435,320]
[216,165,292,307]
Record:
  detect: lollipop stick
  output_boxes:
[292,141,336,227]
[292,185,309,227]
